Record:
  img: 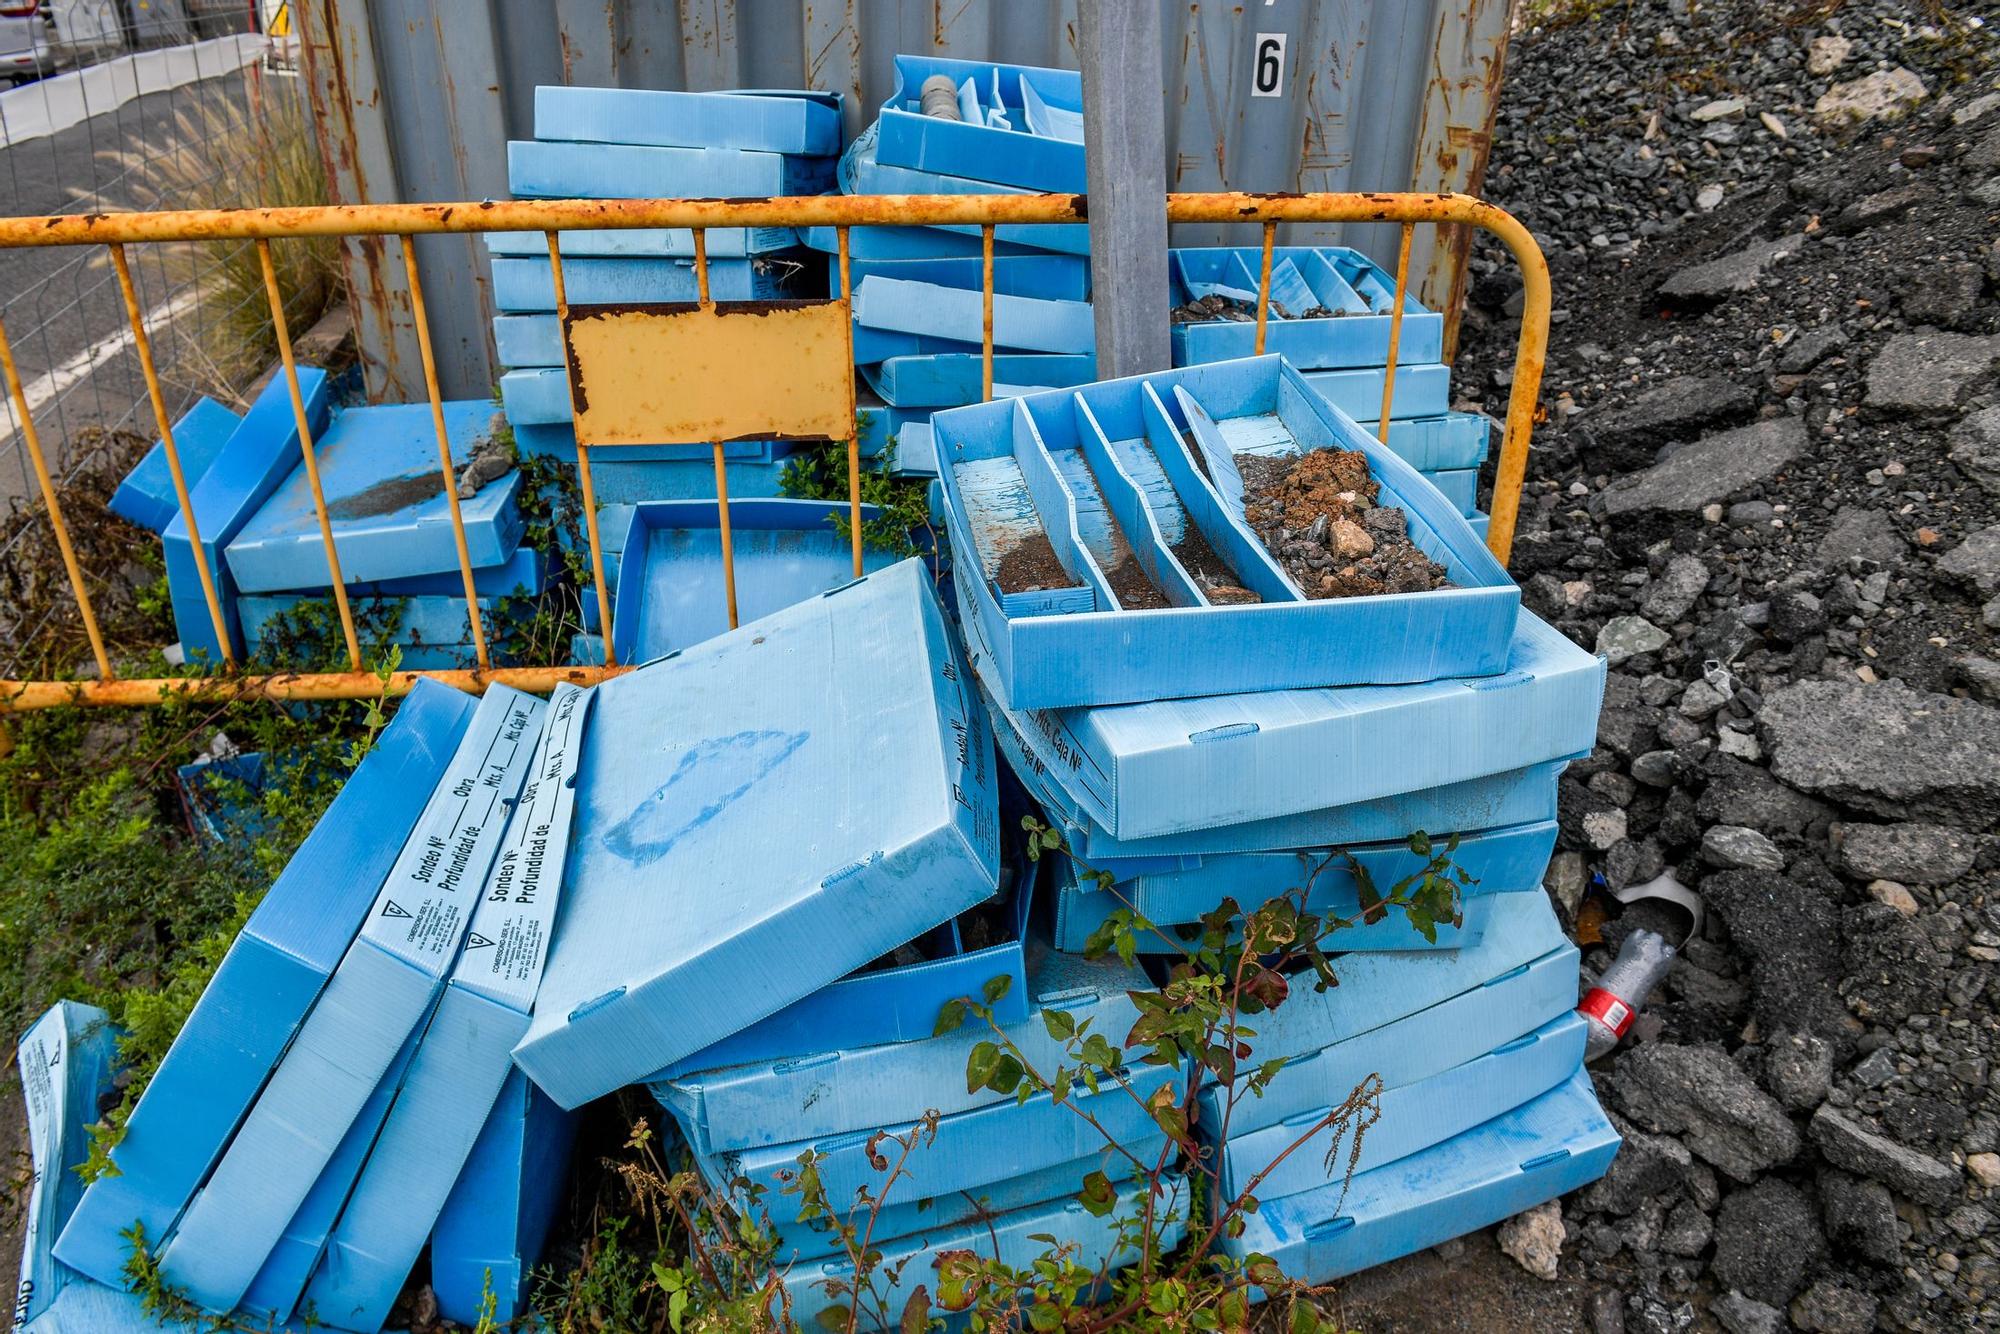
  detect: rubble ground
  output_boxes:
[1422,1,2000,1330]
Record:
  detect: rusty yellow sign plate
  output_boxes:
[562,299,853,445]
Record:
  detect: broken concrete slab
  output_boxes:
[1865,331,2000,415]
[1760,679,2000,828]
[1938,523,2000,596]
[1658,235,1806,304]
[1814,67,1928,127]
[1598,417,1806,519]
[1810,1105,1959,1206]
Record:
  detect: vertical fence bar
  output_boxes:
[1376,223,1414,443]
[548,230,617,667]
[836,226,862,577]
[1254,222,1276,356]
[980,226,995,403]
[0,316,112,681]
[691,229,740,629]
[110,243,235,669]
[399,235,491,672]
[256,239,363,672]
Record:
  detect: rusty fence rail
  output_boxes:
[0,191,1549,711]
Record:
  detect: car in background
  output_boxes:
[0,1,57,84]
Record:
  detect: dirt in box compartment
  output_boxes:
[994,532,1079,595]
[1104,555,1170,610]
[1168,521,1261,605]
[1237,448,1449,600]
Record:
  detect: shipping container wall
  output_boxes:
[296,0,1511,400]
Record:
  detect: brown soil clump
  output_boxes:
[1237,448,1449,599]
[995,532,1077,594]
[1169,523,1261,604]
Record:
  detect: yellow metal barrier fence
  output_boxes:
[0,191,1549,710]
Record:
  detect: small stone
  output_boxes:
[1899,145,1937,169]
[1703,502,1726,523]
[1329,516,1374,559]
[1609,1043,1801,1183]
[1939,524,2000,597]
[1852,1047,1899,1089]
[1702,824,1786,872]
[1712,1180,1826,1306]
[1762,1030,1834,1111]
[1713,1291,1783,1334]
[1968,1152,2000,1189]
[1581,808,1629,853]
[1691,97,1746,122]
[1950,407,2000,495]
[1821,1170,1901,1266]
[1768,589,1827,642]
[1866,332,2000,416]
[1814,67,1928,126]
[1641,553,1710,623]
[1791,1279,1879,1334]
[1810,1105,1960,1206]
[1497,1200,1565,1280]
[1716,728,1762,762]
[1806,34,1852,76]
[1867,880,1921,917]
[1679,677,1729,719]
[1547,850,1588,919]
[1777,325,1847,374]
[1696,183,1725,211]
[1596,616,1670,665]
[1759,111,1787,139]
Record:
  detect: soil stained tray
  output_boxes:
[1168,245,1447,371]
[1234,447,1451,600]
[930,354,1520,711]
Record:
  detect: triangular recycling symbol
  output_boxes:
[465,933,495,949]
[381,901,412,919]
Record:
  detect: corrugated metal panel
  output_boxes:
[303,0,1512,399]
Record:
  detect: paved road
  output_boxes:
[0,67,254,504]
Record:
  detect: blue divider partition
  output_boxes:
[57,680,477,1290]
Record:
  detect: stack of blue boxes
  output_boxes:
[926,353,1620,1286]
[110,374,543,670]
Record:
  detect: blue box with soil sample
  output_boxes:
[930,355,1518,711]
[872,56,1085,193]
[532,85,841,156]
[1169,246,1446,371]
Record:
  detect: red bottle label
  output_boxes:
[1579,987,1634,1037]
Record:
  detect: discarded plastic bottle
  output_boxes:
[1579,927,1677,1061]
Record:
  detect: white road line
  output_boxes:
[0,285,203,457]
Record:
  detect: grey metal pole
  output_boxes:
[1076,0,1170,378]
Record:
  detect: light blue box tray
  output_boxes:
[1363,412,1492,471]
[688,1057,1180,1208]
[515,559,1000,1109]
[1220,1070,1619,1282]
[338,544,546,599]
[1221,1013,1586,1203]
[611,499,897,664]
[14,1001,121,1329]
[1426,467,1478,516]
[846,253,1092,303]
[165,369,329,663]
[804,223,1045,261]
[485,225,797,259]
[1169,247,1446,371]
[648,850,1036,1086]
[225,400,522,593]
[1200,929,1581,1141]
[963,593,1602,840]
[491,253,816,313]
[933,356,1518,710]
[652,941,1151,1155]
[788,1173,1184,1330]
[855,275,1092,354]
[109,397,241,533]
[533,84,841,155]
[157,690,545,1314]
[873,55,1086,192]
[511,414,785,464]
[864,353,1098,408]
[54,680,476,1292]
[506,139,835,199]
[1304,363,1452,421]
[306,685,592,1334]
[841,129,1090,255]
[856,403,930,459]
[242,593,499,672]
[586,454,804,505]
[431,1068,579,1329]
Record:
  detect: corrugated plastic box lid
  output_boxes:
[873,55,1086,193]
[15,1001,120,1328]
[533,85,841,155]
[516,558,1001,1108]
[54,679,475,1291]
[108,397,241,533]
[224,400,522,592]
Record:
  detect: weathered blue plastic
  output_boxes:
[864,353,1098,407]
[1049,820,1559,953]
[1303,363,1451,421]
[611,499,896,665]
[650,854,1036,1082]
[1426,467,1478,516]
[533,84,841,155]
[1200,934,1581,1140]
[516,560,1000,1109]
[55,681,476,1291]
[788,1174,1185,1330]
[1171,247,1446,371]
[491,253,814,312]
[692,1059,1180,1206]
[855,275,1093,353]
[512,415,784,463]
[225,401,522,592]
[506,139,835,199]
[841,127,1090,255]
[1363,412,1493,471]
[430,1068,579,1329]
[176,750,278,845]
[965,595,1602,840]
[1470,510,1490,541]
[587,455,804,505]
[164,369,330,662]
[1220,1071,1620,1281]
[804,222,1045,261]
[847,253,1091,302]
[874,56,1086,192]
[240,594,495,672]
[892,422,939,477]
[855,403,929,459]
[1054,861,1499,955]
[849,321,986,364]
[1221,1014,1587,1202]
[108,397,241,532]
[934,356,1519,710]
[653,942,1151,1155]
[306,686,592,1334]
[485,225,797,258]
[14,1001,121,1329]
[157,690,544,1314]
[336,544,546,599]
